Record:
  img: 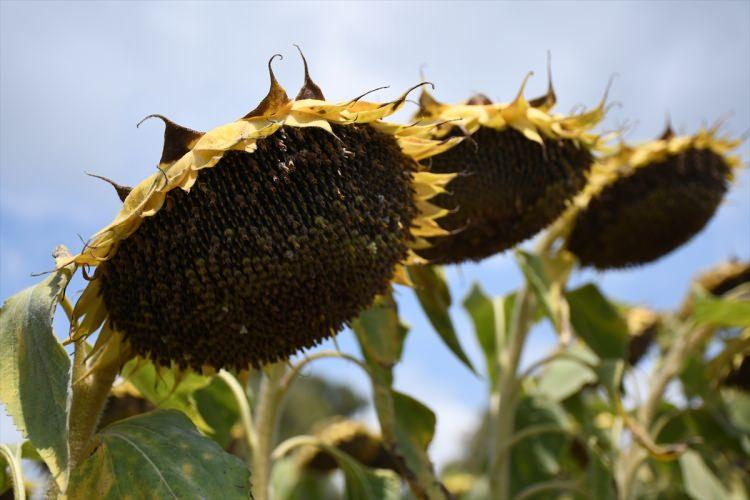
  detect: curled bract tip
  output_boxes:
[244,54,291,119]
[293,44,325,101]
[85,172,133,202]
[512,71,535,104]
[660,113,675,140]
[137,114,205,167]
[529,52,556,110]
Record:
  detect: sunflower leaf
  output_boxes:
[565,284,629,359]
[408,265,475,373]
[463,284,497,379]
[121,360,213,433]
[679,450,730,500]
[67,410,250,499]
[0,268,73,482]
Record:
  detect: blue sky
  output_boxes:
[1,1,748,466]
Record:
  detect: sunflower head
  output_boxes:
[411,64,613,264]
[722,355,750,392]
[625,307,660,366]
[566,124,742,270]
[64,50,460,372]
[295,418,395,473]
[678,259,750,318]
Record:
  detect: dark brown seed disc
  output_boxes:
[417,126,593,264]
[567,147,731,270]
[98,124,417,370]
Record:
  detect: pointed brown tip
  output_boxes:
[529,51,556,109]
[244,54,291,119]
[138,114,205,166]
[86,172,133,202]
[293,44,325,101]
[467,93,493,105]
[660,113,675,140]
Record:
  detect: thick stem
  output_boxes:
[250,363,286,500]
[67,339,119,471]
[489,285,534,500]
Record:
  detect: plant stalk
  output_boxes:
[218,370,257,456]
[67,339,120,472]
[0,444,25,500]
[616,324,715,499]
[251,363,286,500]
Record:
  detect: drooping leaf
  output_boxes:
[679,450,730,500]
[565,284,629,359]
[691,292,750,328]
[408,265,475,373]
[0,268,72,480]
[352,294,408,368]
[463,284,497,379]
[67,410,250,499]
[121,360,213,432]
[392,390,436,452]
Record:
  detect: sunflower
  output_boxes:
[408,64,611,264]
[61,51,460,372]
[566,125,742,269]
[295,418,395,473]
[678,259,750,318]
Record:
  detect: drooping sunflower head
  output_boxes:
[410,63,613,264]
[64,50,461,372]
[678,259,750,318]
[566,124,742,270]
[295,418,395,473]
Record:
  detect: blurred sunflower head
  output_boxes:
[722,355,750,392]
[296,418,395,473]
[624,307,660,366]
[61,50,461,372]
[679,259,750,318]
[566,124,742,269]
[410,63,613,264]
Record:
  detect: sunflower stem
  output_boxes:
[251,362,286,500]
[67,338,119,473]
[218,370,257,456]
[489,219,573,500]
[616,323,715,499]
[0,443,25,500]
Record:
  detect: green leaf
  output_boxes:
[322,444,401,500]
[565,284,629,359]
[408,265,475,373]
[679,450,730,500]
[463,284,497,379]
[692,293,750,327]
[393,390,436,452]
[193,377,240,449]
[121,360,213,432]
[536,355,597,402]
[0,269,72,479]
[352,294,408,367]
[67,410,250,499]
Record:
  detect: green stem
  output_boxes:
[250,363,286,500]
[616,324,715,499]
[0,444,25,500]
[489,285,534,500]
[218,370,257,456]
[67,339,119,472]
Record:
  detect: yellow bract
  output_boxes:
[414,72,613,149]
[571,128,743,211]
